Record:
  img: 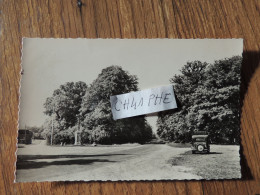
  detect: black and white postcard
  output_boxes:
[17,39,243,182]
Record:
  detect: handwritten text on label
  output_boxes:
[110,85,177,120]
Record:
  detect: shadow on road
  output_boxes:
[18,145,25,148]
[16,154,129,170]
[184,151,222,155]
[17,154,128,160]
[17,159,116,169]
[192,152,222,155]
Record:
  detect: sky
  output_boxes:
[19,39,243,132]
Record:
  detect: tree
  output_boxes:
[42,116,80,145]
[25,126,44,139]
[186,56,242,144]
[157,56,242,144]
[80,65,153,144]
[43,81,87,144]
[157,61,208,142]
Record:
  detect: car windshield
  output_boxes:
[193,137,206,142]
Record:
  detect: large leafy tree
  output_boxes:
[157,61,208,142]
[157,56,242,144]
[43,81,87,131]
[80,65,152,144]
[186,56,242,143]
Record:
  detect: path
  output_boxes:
[16,142,201,182]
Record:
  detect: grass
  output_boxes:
[168,145,241,179]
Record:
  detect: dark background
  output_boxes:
[0,0,259,194]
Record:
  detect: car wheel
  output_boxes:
[197,145,204,152]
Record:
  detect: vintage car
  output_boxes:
[18,129,33,144]
[191,132,210,154]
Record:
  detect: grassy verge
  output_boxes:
[168,145,241,179]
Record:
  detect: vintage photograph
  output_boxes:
[17,39,243,182]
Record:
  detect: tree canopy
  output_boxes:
[157,56,242,144]
[42,67,153,145]
[43,81,87,144]
[80,65,152,144]
[44,81,87,130]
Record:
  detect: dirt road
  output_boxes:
[16,141,200,182]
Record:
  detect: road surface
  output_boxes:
[16,141,201,182]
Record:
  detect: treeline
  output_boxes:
[22,126,45,139]
[157,56,242,144]
[42,66,153,145]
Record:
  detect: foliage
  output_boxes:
[42,67,153,145]
[43,81,87,144]
[80,65,153,144]
[157,56,242,144]
[157,61,208,142]
[43,117,79,145]
[44,81,87,130]
[25,126,44,139]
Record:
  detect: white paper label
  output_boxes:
[110,85,177,120]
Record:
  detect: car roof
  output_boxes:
[192,135,208,138]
